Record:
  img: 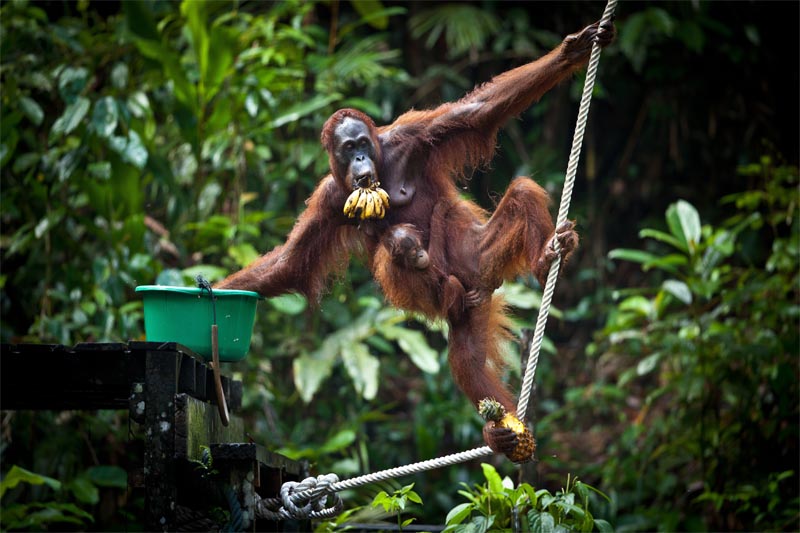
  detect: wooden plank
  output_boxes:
[0,343,137,410]
[211,443,307,477]
[73,342,129,352]
[1,342,241,411]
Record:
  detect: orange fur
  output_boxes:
[216,19,615,458]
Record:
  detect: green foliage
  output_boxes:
[1,464,126,530]
[444,465,611,533]
[189,445,218,479]
[313,505,367,533]
[559,159,799,531]
[313,482,424,532]
[0,0,408,347]
[0,466,62,499]
[292,303,441,403]
[409,5,500,59]
[1,0,157,344]
[2,0,797,528]
[371,483,423,530]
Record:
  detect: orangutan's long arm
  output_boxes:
[216,176,358,302]
[385,20,614,174]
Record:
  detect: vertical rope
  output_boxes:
[516,0,616,421]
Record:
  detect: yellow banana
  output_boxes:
[354,188,368,218]
[343,185,389,220]
[370,191,381,219]
[362,191,375,220]
[343,189,362,218]
[374,194,385,219]
[373,186,390,209]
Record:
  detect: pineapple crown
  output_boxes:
[478,397,507,422]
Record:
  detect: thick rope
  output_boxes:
[517,0,617,421]
[256,1,617,520]
[255,448,494,519]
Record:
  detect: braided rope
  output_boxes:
[516,0,617,421]
[326,446,494,492]
[256,447,494,520]
[256,1,616,520]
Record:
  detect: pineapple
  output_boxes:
[478,398,536,464]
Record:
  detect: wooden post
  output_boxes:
[144,348,180,531]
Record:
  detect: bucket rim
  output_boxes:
[135,285,261,299]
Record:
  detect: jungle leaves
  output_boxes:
[293,306,441,403]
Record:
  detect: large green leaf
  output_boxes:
[271,94,341,128]
[666,200,701,253]
[701,229,735,275]
[617,7,675,72]
[618,295,655,319]
[497,281,542,310]
[87,465,127,488]
[637,352,662,376]
[91,96,118,138]
[0,466,61,499]
[378,324,440,374]
[294,346,337,403]
[268,293,307,316]
[20,96,44,126]
[108,130,148,169]
[641,253,688,274]
[481,463,504,495]
[68,476,99,505]
[608,248,661,265]
[528,511,556,533]
[227,242,260,269]
[661,279,692,305]
[318,429,357,454]
[51,96,90,137]
[57,66,89,104]
[0,134,17,168]
[341,341,380,400]
[639,228,685,251]
[445,502,473,525]
[111,63,129,89]
[204,25,237,104]
[181,0,210,85]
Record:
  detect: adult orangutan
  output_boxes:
[217,20,614,461]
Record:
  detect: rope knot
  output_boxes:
[256,474,343,521]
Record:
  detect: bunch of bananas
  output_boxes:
[478,397,536,464]
[342,183,390,220]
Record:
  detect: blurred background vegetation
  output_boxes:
[1,0,797,530]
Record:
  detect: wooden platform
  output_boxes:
[1,342,308,531]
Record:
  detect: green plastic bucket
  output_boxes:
[136,285,260,361]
